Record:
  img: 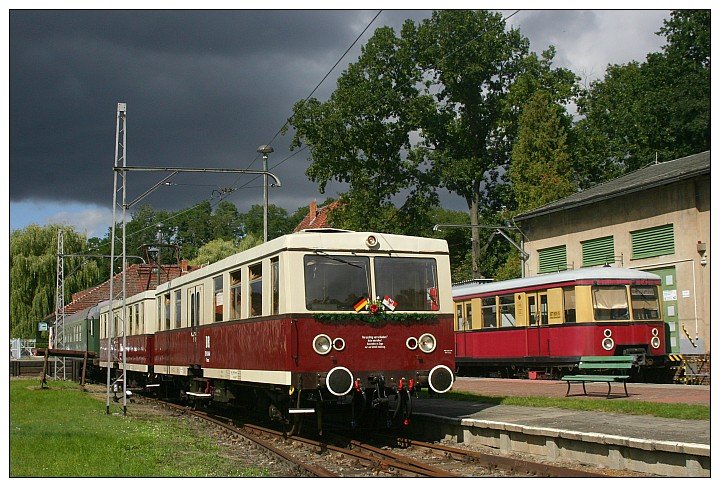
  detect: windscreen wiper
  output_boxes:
[314,250,363,269]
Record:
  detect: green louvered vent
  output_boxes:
[631,224,675,260]
[538,245,567,274]
[582,235,615,267]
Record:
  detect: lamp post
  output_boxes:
[257,145,274,242]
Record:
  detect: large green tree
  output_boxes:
[509,90,576,212]
[10,225,102,338]
[291,10,576,278]
[574,10,710,184]
[290,23,438,236]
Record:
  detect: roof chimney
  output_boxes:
[309,200,317,217]
[181,259,188,273]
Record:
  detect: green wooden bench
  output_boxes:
[561,356,635,398]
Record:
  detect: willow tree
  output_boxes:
[10,224,102,338]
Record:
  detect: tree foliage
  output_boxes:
[574,9,709,184]
[190,234,262,266]
[290,10,576,278]
[509,90,576,212]
[10,225,101,338]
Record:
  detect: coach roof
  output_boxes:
[452,267,662,298]
[156,230,449,292]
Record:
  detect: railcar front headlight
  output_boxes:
[313,334,332,355]
[602,337,615,351]
[332,337,346,351]
[650,336,661,349]
[418,333,436,353]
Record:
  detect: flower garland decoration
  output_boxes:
[314,295,437,324]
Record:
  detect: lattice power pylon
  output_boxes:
[54,228,66,379]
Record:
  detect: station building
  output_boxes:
[514,151,710,355]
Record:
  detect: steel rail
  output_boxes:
[157,401,334,477]
[392,436,609,477]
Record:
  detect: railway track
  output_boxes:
[146,396,611,477]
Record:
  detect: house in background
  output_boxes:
[294,200,343,232]
[514,151,710,354]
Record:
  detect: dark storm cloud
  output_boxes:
[9,10,432,213]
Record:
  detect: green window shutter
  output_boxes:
[582,235,615,267]
[538,245,567,274]
[631,224,675,260]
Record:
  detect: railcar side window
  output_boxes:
[592,285,629,320]
[481,297,497,328]
[564,288,576,323]
[304,254,370,311]
[499,295,516,327]
[271,257,280,315]
[230,270,242,319]
[249,263,262,317]
[630,285,660,320]
[164,293,171,330]
[213,276,224,322]
[456,304,464,330]
[374,257,439,311]
[174,290,182,328]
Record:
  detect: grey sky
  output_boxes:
[8,8,672,237]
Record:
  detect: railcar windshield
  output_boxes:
[592,285,629,320]
[374,257,439,311]
[304,254,370,311]
[630,285,661,320]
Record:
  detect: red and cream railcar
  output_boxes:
[100,291,157,374]
[453,268,671,380]
[102,229,455,430]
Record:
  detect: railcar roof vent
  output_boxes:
[299,228,354,233]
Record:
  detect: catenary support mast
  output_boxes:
[105,102,281,414]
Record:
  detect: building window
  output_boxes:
[538,245,567,274]
[581,235,615,267]
[249,263,262,317]
[213,275,223,322]
[271,257,280,315]
[631,224,674,260]
[481,297,497,328]
[230,270,242,320]
[174,290,182,328]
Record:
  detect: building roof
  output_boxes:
[515,151,710,221]
[51,263,190,320]
[293,200,343,232]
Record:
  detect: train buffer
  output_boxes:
[561,356,634,398]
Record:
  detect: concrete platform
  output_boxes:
[409,378,710,476]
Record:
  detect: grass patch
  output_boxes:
[425,390,709,420]
[10,379,269,477]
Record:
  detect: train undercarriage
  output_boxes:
[108,367,418,435]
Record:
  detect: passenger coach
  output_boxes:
[101,229,455,432]
[453,267,672,381]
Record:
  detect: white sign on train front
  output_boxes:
[363,335,387,349]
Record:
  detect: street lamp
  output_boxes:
[257,145,274,242]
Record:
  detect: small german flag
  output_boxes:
[353,297,369,312]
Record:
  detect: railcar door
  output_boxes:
[525,293,550,357]
[188,285,203,366]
